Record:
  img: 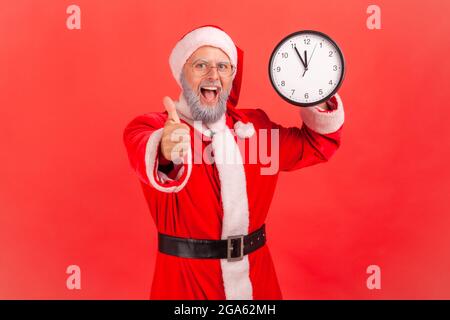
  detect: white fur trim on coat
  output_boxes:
[211,124,253,300]
[300,93,345,134]
[144,128,192,193]
[174,93,254,299]
[169,26,238,87]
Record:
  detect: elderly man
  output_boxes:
[123,26,344,300]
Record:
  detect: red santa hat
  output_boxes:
[169,25,255,138]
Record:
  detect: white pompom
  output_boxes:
[234,121,255,138]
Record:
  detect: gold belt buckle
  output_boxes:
[227,235,244,262]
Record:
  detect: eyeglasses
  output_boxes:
[188,59,236,77]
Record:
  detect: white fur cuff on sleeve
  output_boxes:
[300,93,345,134]
[144,128,192,193]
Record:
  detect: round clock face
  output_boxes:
[269,30,345,107]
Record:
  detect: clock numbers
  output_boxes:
[269,30,345,107]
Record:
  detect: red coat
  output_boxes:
[123,93,344,300]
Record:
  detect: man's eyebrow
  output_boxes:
[190,58,208,63]
[191,58,231,64]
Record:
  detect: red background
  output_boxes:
[1,0,449,299]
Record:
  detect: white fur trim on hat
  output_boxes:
[169,26,238,86]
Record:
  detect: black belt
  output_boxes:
[158,224,266,262]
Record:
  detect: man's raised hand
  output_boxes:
[160,96,191,164]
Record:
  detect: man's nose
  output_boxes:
[206,66,219,79]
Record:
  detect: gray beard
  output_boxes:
[180,73,229,124]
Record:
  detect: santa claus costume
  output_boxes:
[123,26,345,300]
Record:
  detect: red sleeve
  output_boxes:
[123,112,192,192]
[255,93,345,172]
[275,121,343,172]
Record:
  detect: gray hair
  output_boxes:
[180,72,230,124]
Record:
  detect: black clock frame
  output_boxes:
[268,30,346,107]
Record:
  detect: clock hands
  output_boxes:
[294,46,313,78]
[269,31,345,107]
[307,43,318,67]
[302,50,308,77]
[294,46,308,76]
[301,44,318,77]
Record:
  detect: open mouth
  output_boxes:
[200,86,220,105]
